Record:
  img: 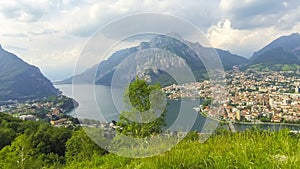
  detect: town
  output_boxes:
[162,65,300,124]
[0,95,80,127]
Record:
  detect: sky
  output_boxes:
[1,0,300,81]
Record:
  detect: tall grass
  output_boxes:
[65,129,300,169]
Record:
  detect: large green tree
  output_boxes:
[117,78,167,137]
[65,128,107,164]
[0,134,63,169]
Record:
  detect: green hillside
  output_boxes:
[64,129,300,169]
[0,112,299,169]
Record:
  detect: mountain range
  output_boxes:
[57,34,248,86]
[1,32,300,102]
[0,45,60,102]
[59,33,300,86]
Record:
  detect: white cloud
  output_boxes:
[37,46,82,81]
[207,17,300,57]
[207,19,256,56]
[219,0,300,29]
[0,0,300,80]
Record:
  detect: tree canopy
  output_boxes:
[117,78,167,137]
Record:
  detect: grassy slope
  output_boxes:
[65,129,300,169]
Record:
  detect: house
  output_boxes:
[19,114,37,121]
[50,118,67,125]
[271,116,282,123]
[52,107,61,116]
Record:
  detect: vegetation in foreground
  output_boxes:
[65,129,300,169]
[1,112,300,169]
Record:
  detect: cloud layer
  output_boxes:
[0,0,299,80]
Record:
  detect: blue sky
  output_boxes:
[1,0,300,81]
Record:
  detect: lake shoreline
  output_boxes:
[199,111,300,127]
[56,84,300,132]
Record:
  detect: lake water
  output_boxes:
[56,84,219,132]
[56,84,300,132]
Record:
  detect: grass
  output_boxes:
[65,129,300,169]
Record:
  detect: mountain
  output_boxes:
[215,48,248,69]
[0,45,60,102]
[248,33,300,68]
[252,33,300,59]
[249,47,300,66]
[57,34,247,86]
[57,47,138,85]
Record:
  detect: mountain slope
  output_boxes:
[0,45,60,101]
[58,34,247,86]
[252,33,300,59]
[215,48,248,69]
[57,47,139,85]
[249,47,300,66]
[247,33,300,69]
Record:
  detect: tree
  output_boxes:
[30,124,72,157]
[117,78,167,138]
[65,129,106,164]
[0,134,42,169]
[0,128,16,149]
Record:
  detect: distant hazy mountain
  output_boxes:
[249,47,300,66]
[0,45,60,101]
[57,47,137,85]
[58,34,247,86]
[252,33,300,59]
[249,33,300,67]
[215,48,248,69]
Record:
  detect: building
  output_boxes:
[50,118,67,125]
[19,115,37,121]
[271,116,282,123]
[295,86,300,93]
[236,110,241,121]
[232,65,239,72]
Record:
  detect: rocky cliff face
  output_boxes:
[58,34,247,86]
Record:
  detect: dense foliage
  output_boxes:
[117,78,167,137]
[1,112,300,168]
[0,113,73,168]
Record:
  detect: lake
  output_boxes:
[56,84,220,132]
[56,84,300,132]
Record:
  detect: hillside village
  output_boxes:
[0,95,79,126]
